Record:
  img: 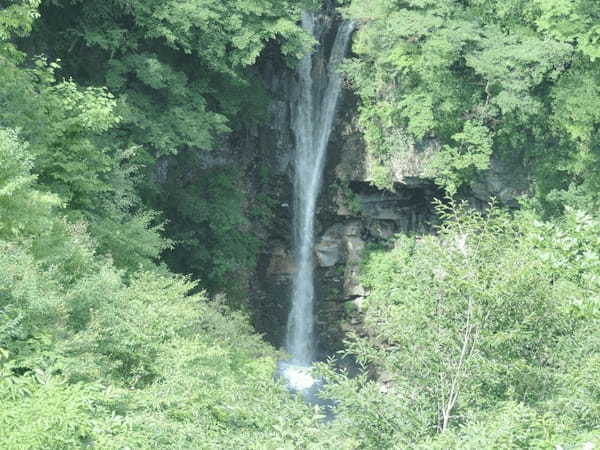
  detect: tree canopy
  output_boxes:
[343,0,600,205]
[2,0,600,448]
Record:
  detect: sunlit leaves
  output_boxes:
[426,120,494,193]
[34,0,315,157]
[535,0,600,60]
[333,201,600,446]
[465,30,571,116]
[0,129,60,240]
[0,0,40,58]
[345,0,600,199]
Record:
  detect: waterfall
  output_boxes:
[281,12,354,391]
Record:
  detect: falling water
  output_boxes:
[282,13,354,391]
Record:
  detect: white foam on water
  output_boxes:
[280,363,317,391]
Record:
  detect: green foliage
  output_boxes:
[30,0,315,156]
[1,61,119,206]
[335,179,362,216]
[0,53,170,272]
[0,128,60,240]
[0,0,40,58]
[534,0,600,61]
[422,402,558,449]
[6,1,600,448]
[318,366,432,448]
[153,158,260,301]
[12,0,319,296]
[0,1,39,39]
[0,125,333,447]
[426,120,494,194]
[0,371,96,450]
[344,0,600,201]
[0,253,329,447]
[323,201,600,447]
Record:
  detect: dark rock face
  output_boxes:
[469,156,530,207]
[312,177,441,356]
[247,4,528,357]
[245,7,441,355]
[248,72,442,354]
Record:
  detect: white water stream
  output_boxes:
[282,13,354,391]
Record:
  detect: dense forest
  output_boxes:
[1,0,600,448]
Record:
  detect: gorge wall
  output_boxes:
[196,6,529,358]
[247,10,443,357]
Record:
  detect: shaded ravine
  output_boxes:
[280,12,354,392]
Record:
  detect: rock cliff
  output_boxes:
[245,8,529,357]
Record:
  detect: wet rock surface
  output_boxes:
[247,10,530,359]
